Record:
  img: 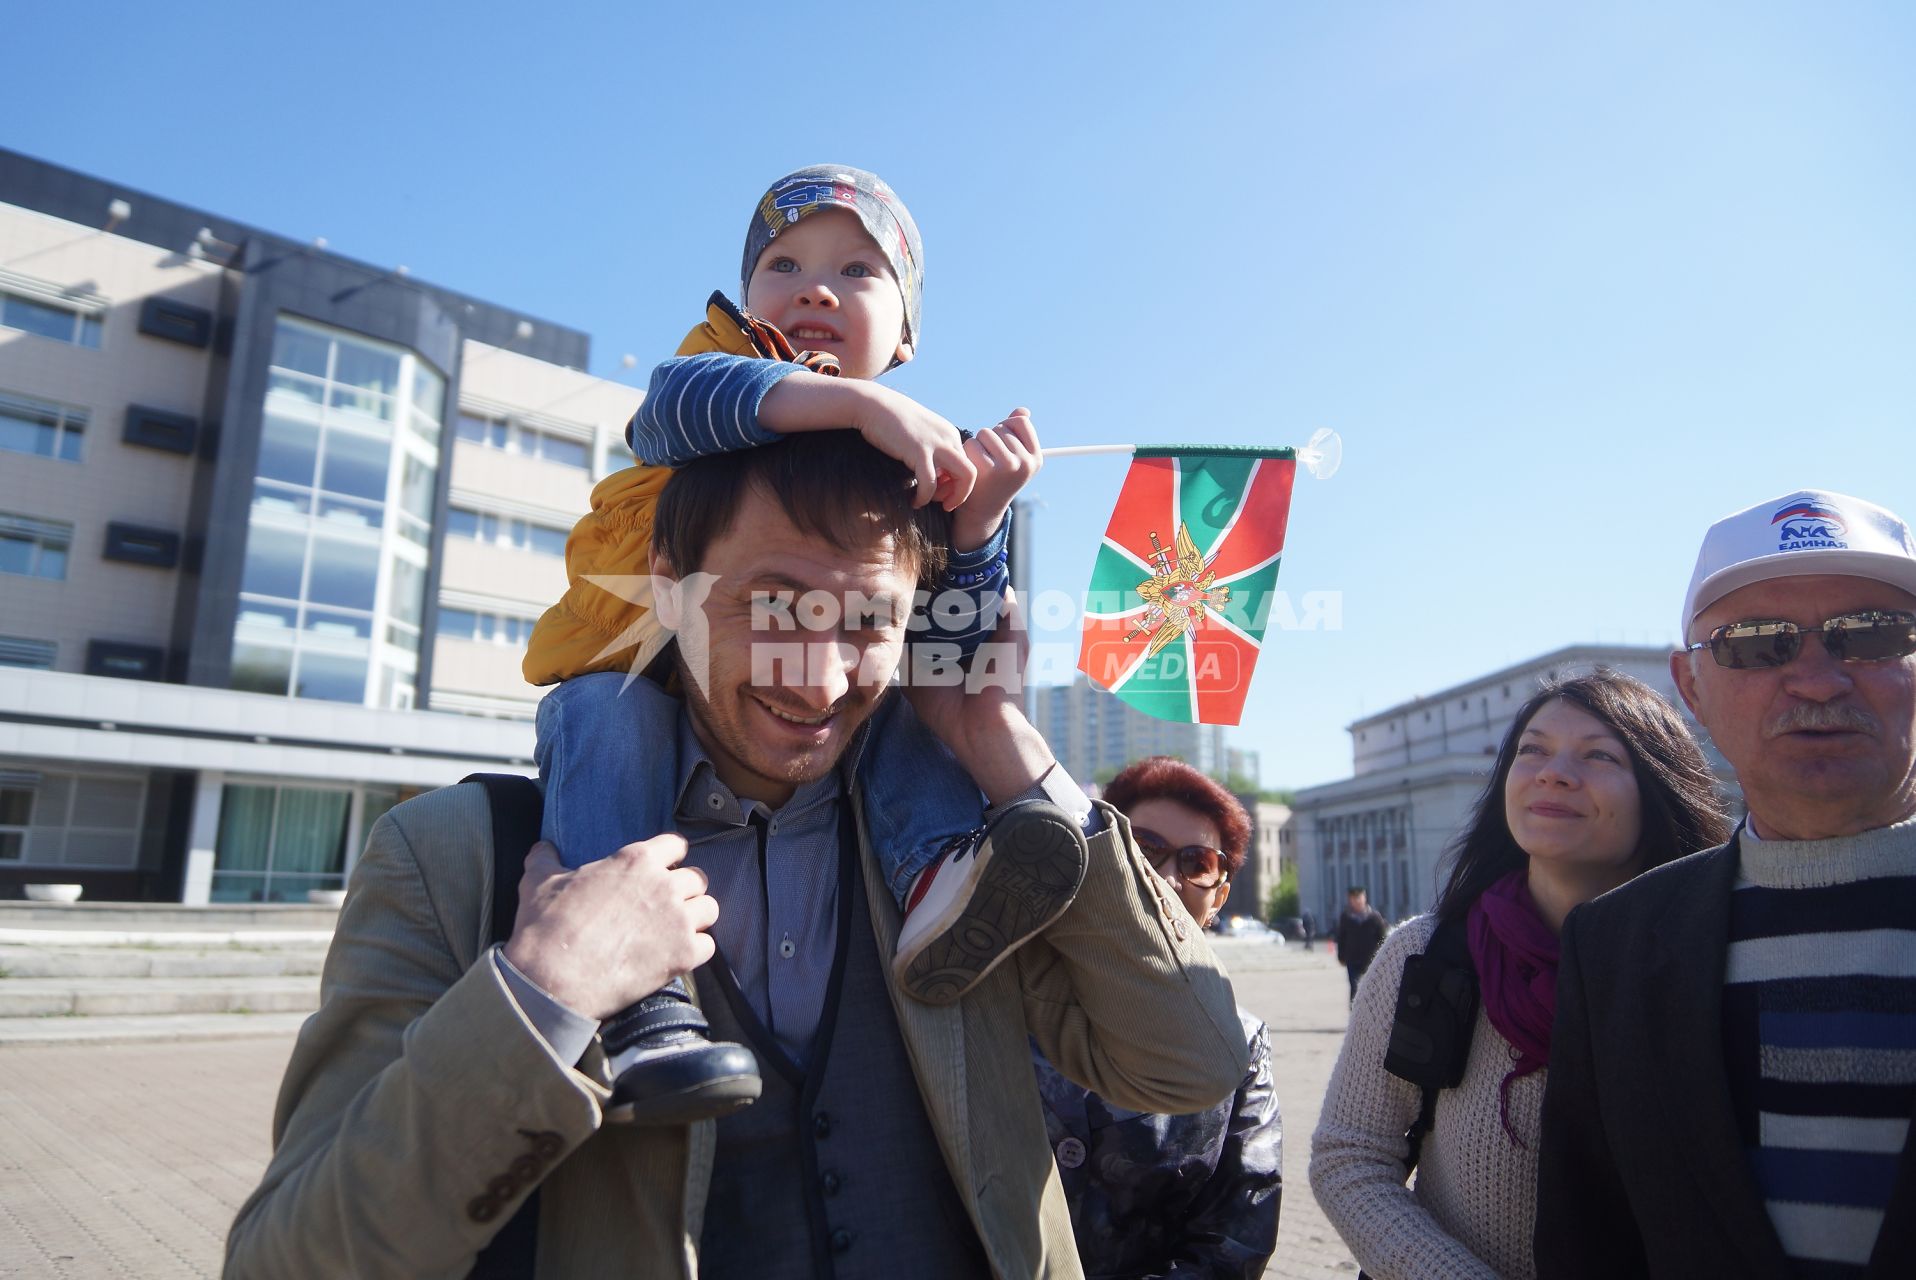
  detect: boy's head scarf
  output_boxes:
[740,165,924,349]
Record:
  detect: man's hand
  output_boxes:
[951,408,1042,552]
[501,836,717,1021]
[905,586,1058,806]
[758,374,976,510]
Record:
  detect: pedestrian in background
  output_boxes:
[1334,887,1387,1003]
[1313,671,1729,1279]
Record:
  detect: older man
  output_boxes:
[226,433,1248,1279]
[1535,489,1916,1279]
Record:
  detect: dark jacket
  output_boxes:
[1534,835,1916,1279]
[1033,1008,1282,1279]
[1334,908,1387,973]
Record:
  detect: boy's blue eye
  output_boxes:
[843,262,872,279]
[769,258,797,274]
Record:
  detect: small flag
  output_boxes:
[1077,447,1296,725]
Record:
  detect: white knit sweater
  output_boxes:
[1310,913,1546,1280]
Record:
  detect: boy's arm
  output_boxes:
[917,410,1040,660]
[628,353,974,507]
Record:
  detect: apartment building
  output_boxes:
[0,148,640,902]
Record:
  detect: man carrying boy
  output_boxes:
[227,171,1250,1278]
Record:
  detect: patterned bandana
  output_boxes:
[740,165,924,348]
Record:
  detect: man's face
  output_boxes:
[1348,892,1366,914]
[1673,573,1916,840]
[656,489,917,808]
[744,208,911,379]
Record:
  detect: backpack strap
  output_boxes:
[461,773,545,1280]
[1383,913,1478,1177]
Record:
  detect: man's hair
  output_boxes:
[653,430,950,582]
[1431,668,1734,926]
[1347,886,1367,898]
[1101,756,1252,874]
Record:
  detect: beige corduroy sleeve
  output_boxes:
[1013,804,1251,1116]
[224,788,612,1280]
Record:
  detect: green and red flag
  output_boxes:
[1077,447,1296,725]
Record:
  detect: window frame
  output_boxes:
[0,513,74,580]
[0,390,86,463]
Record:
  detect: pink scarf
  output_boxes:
[1465,869,1559,1144]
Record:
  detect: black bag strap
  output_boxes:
[1385,914,1477,1176]
[462,772,545,1280]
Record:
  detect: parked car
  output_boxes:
[1270,916,1307,942]
[1215,915,1283,942]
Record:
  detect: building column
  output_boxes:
[181,770,224,905]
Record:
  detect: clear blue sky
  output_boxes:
[13,2,1915,787]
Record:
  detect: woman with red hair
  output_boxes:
[1033,755,1282,1278]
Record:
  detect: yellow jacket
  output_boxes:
[521,294,826,685]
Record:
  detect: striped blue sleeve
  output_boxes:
[626,353,804,466]
[917,508,1012,659]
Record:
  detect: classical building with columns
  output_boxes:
[0,148,641,902]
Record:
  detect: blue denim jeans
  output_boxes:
[534,673,983,906]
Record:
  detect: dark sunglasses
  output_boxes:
[1686,609,1916,670]
[1133,827,1227,889]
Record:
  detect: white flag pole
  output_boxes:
[1039,444,1136,458]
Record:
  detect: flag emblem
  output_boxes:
[1079,448,1296,725]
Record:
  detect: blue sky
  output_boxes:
[12,2,1915,787]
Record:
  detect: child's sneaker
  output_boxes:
[601,979,762,1125]
[893,799,1088,1006]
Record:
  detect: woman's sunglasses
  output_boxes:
[1685,609,1916,670]
[1133,827,1227,889]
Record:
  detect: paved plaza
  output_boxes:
[0,948,1361,1278]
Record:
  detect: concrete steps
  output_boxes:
[0,902,332,1045]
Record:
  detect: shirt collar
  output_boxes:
[673,703,858,828]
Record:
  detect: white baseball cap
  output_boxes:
[1681,489,1916,638]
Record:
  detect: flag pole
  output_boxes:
[1040,444,1135,457]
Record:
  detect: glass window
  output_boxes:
[295,651,369,702]
[541,434,589,470]
[270,325,332,378]
[332,339,401,397]
[230,643,293,695]
[447,507,479,540]
[302,607,372,640]
[305,535,380,611]
[0,514,72,580]
[240,525,307,600]
[2,291,101,347]
[319,427,391,501]
[399,455,436,523]
[438,608,478,639]
[529,524,568,558]
[0,636,56,668]
[387,558,425,627]
[410,362,445,422]
[258,413,321,487]
[456,414,489,443]
[0,392,85,463]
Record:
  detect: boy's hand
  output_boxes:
[951,408,1042,552]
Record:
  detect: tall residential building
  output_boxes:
[1290,644,1735,927]
[1031,675,1230,786]
[0,148,640,903]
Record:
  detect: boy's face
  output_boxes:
[745,207,911,380]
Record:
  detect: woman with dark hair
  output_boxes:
[1310,670,1730,1280]
[1033,755,1283,1279]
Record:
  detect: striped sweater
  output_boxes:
[629,352,1011,655]
[1722,817,1916,1278]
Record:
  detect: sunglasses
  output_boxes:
[1686,609,1916,670]
[1133,827,1227,889]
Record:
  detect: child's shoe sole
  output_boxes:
[894,799,1088,1006]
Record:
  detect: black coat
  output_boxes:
[1534,835,1916,1279]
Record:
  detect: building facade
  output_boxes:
[1031,675,1233,788]
[0,148,641,902]
[1290,645,1729,927]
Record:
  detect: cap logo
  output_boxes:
[1772,500,1849,552]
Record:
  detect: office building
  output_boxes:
[0,148,641,902]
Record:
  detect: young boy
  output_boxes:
[521,165,1086,1125]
